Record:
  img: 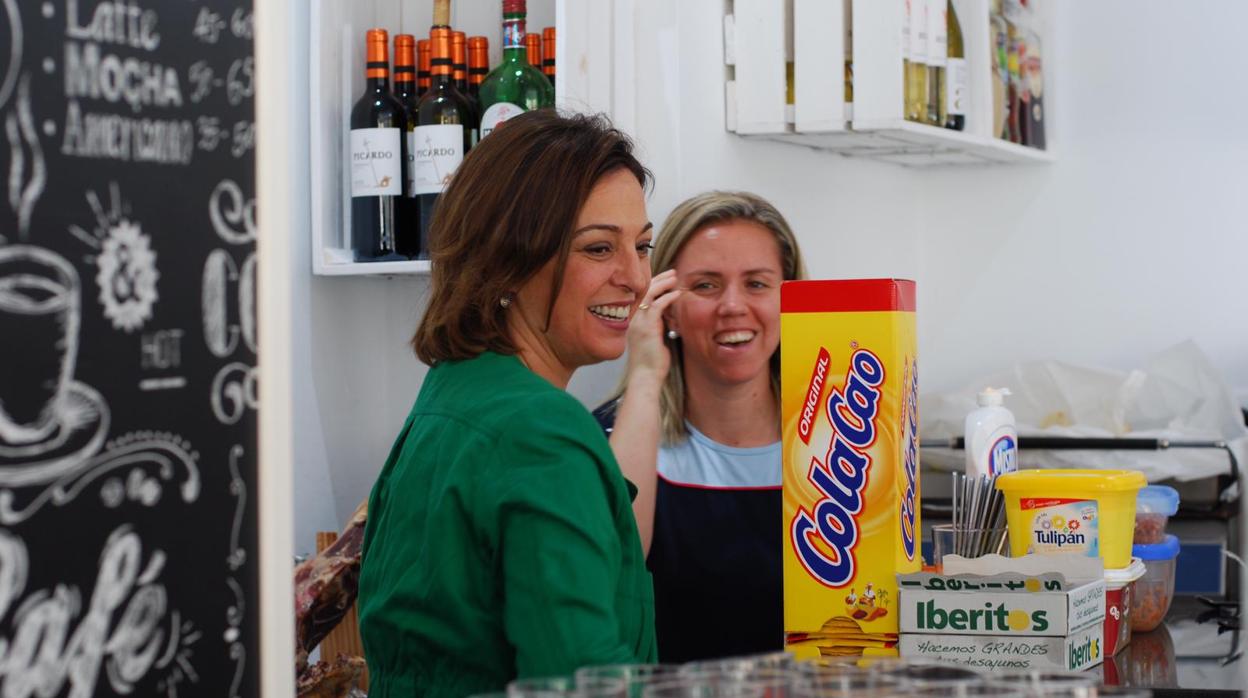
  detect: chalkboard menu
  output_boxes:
[0,1,257,696]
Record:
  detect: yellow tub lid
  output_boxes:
[995,468,1147,492]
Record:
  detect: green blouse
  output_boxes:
[358,352,657,697]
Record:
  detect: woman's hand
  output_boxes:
[613,270,680,556]
[626,269,682,383]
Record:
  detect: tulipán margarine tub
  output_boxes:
[996,469,1146,569]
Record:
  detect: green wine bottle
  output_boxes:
[477,0,554,139]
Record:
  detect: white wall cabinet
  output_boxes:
[727,0,1056,166]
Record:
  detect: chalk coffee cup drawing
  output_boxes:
[0,245,106,492]
[0,246,80,445]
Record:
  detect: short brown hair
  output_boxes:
[413,110,650,365]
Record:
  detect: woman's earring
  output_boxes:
[500,294,513,308]
[666,329,679,340]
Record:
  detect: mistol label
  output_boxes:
[989,433,1017,474]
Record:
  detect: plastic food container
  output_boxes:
[996,469,1147,569]
[1129,534,1180,632]
[1101,623,1177,687]
[1103,558,1145,656]
[1134,485,1179,544]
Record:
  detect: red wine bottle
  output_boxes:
[413,28,473,258]
[349,28,409,261]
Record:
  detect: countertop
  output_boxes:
[1099,597,1242,696]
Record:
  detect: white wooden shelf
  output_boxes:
[315,256,431,277]
[753,119,1055,167]
[727,0,1055,168]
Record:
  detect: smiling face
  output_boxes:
[666,219,783,390]
[511,168,653,385]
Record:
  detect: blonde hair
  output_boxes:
[642,191,807,444]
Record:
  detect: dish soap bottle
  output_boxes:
[965,387,1018,477]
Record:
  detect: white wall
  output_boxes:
[592,0,1248,420]
[294,0,1248,543]
[620,0,1248,403]
[917,0,1248,397]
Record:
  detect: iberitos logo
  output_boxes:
[1070,636,1100,668]
[915,599,1050,633]
[791,348,884,588]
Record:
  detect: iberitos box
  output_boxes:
[781,279,920,658]
[896,554,1108,671]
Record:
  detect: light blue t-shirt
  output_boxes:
[657,422,781,489]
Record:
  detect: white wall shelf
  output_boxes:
[753,119,1055,167]
[727,0,1055,168]
[315,258,432,276]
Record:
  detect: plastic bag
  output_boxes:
[921,341,1247,484]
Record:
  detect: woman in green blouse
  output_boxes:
[358,111,675,696]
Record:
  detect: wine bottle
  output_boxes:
[1015,32,1030,146]
[1023,26,1045,149]
[1007,20,1023,143]
[452,31,470,96]
[417,39,432,97]
[394,35,420,110]
[542,27,556,94]
[904,0,928,123]
[452,30,478,145]
[393,33,422,258]
[926,0,947,126]
[478,0,554,139]
[413,27,473,259]
[467,35,489,106]
[902,0,910,119]
[990,0,1010,139]
[525,33,542,70]
[943,0,967,130]
[844,0,853,120]
[430,0,451,31]
[350,28,409,262]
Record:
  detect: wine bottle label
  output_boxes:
[902,0,911,60]
[503,18,524,49]
[350,127,402,197]
[411,123,465,195]
[479,102,524,139]
[946,57,968,116]
[1003,0,1027,26]
[405,130,417,197]
[909,0,928,66]
[927,0,947,67]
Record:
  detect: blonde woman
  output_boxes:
[598,191,807,662]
